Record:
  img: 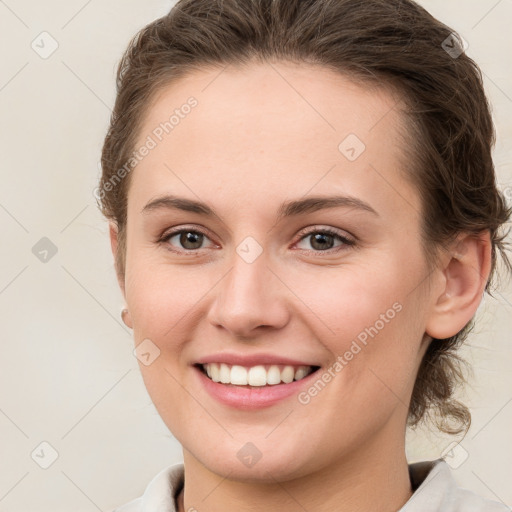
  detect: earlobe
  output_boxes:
[121,308,133,329]
[425,231,492,340]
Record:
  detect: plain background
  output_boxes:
[0,0,511,510]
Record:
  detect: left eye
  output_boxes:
[295,229,355,252]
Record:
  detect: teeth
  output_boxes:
[201,363,315,386]
[266,365,281,385]
[248,365,267,386]
[294,366,309,380]
[281,366,295,384]
[231,365,247,385]
[219,363,230,384]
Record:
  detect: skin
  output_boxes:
[110,61,491,512]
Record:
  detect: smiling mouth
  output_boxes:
[195,363,321,387]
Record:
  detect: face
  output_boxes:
[117,61,437,481]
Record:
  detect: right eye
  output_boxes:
[158,227,216,253]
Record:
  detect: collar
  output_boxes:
[133,459,508,512]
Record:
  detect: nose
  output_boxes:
[207,249,290,338]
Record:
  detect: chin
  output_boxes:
[184,436,320,483]
[205,456,308,483]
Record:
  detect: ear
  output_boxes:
[425,231,492,340]
[109,222,123,293]
[109,222,133,329]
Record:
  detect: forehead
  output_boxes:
[129,61,416,219]
[136,60,405,148]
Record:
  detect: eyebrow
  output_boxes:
[141,194,379,219]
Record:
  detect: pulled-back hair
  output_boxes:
[99,0,511,435]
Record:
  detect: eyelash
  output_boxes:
[157,225,356,255]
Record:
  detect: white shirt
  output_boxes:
[111,459,510,511]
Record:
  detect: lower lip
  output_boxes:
[193,365,321,410]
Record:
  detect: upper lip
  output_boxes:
[194,353,321,368]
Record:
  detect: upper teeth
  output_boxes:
[202,363,314,386]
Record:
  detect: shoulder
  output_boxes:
[109,462,185,512]
[402,459,510,512]
[453,486,511,512]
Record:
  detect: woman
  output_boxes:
[98,0,511,510]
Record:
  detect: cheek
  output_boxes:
[286,255,409,341]
[124,257,211,340]
[288,254,426,400]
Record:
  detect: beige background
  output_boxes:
[0,0,510,510]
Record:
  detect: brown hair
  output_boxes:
[99,0,511,435]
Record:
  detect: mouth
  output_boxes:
[194,362,322,388]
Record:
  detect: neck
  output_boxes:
[177,422,413,512]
